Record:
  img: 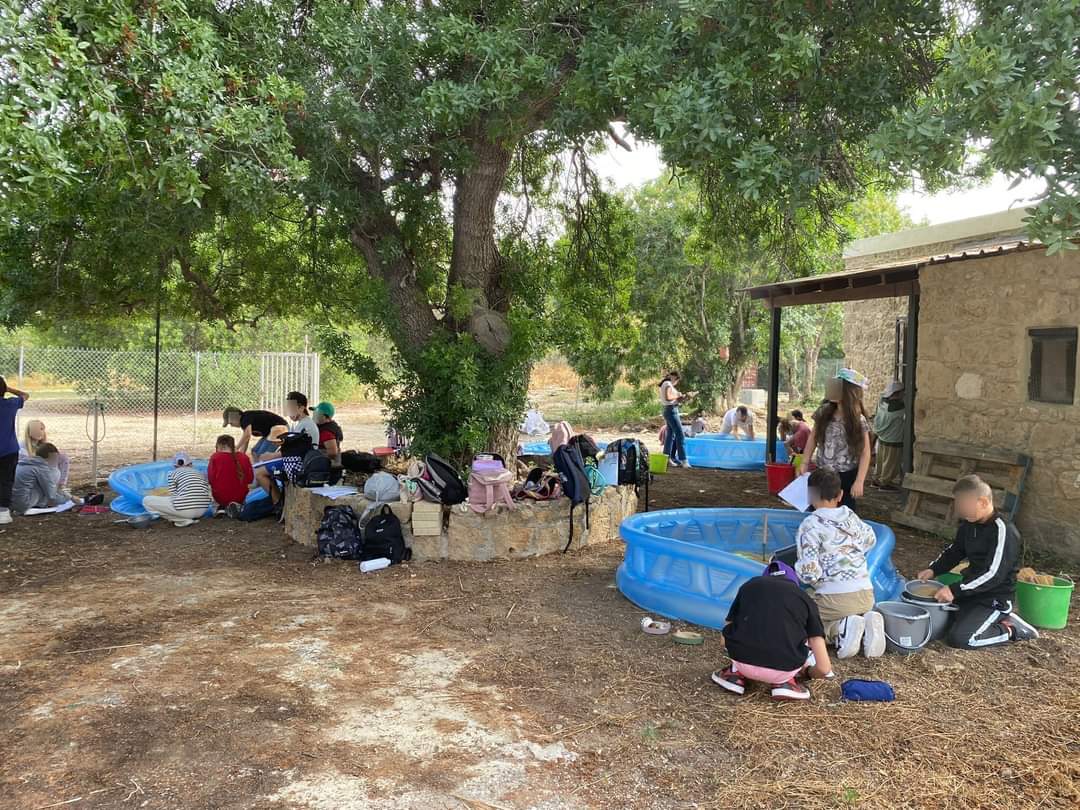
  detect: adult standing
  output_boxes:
[223,407,288,460]
[659,371,691,468]
[801,369,872,511]
[872,381,906,489]
[720,405,756,439]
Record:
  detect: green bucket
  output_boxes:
[1016,576,1074,630]
[649,453,669,475]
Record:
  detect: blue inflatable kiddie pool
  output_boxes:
[109,459,268,517]
[684,434,788,470]
[616,508,904,629]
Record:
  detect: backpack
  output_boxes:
[360,505,411,564]
[342,450,383,475]
[417,453,467,505]
[279,431,313,459]
[552,443,590,552]
[316,505,362,559]
[298,449,333,487]
[549,420,573,454]
[514,467,562,501]
[605,438,651,511]
[568,434,600,463]
[468,455,515,513]
[238,494,277,522]
[584,459,606,497]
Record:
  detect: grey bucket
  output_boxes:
[875,600,933,654]
[902,580,958,641]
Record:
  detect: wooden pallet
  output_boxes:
[891,439,1031,539]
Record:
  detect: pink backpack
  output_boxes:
[468,455,515,514]
[549,420,573,454]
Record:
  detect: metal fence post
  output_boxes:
[17,344,24,387]
[193,351,201,444]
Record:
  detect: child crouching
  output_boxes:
[713,560,833,701]
[796,468,885,659]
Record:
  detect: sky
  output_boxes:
[588,126,1046,227]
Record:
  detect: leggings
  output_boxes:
[0,452,17,510]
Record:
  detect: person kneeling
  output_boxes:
[916,474,1038,649]
[713,560,833,701]
[142,452,211,527]
[12,443,70,514]
[795,468,885,659]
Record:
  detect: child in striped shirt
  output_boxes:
[143,452,211,527]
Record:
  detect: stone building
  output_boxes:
[748,209,1080,560]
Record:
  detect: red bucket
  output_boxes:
[765,462,796,495]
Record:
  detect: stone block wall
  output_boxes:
[283,485,639,562]
[842,296,908,408]
[915,250,1080,559]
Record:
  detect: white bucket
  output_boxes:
[876,600,933,654]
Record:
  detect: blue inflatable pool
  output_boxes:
[684,434,788,470]
[519,440,607,456]
[109,460,267,517]
[616,508,904,629]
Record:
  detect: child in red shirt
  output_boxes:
[207,434,254,509]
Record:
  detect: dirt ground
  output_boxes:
[2,470,1078,810]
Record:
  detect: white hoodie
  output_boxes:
[795,506,877,595]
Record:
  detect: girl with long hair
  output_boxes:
[659,371,691,468]
[207,433,254,512]
[802,370,871,511]
[20,419,71,490]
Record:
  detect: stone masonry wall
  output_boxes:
[284,485,638,562]
[842,296,908,408]
[916,250,1080,559]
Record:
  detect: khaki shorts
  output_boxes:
[814,589,876,642]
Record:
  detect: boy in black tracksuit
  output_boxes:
[916,474,1038,649]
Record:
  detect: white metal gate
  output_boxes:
[259,351,321,413]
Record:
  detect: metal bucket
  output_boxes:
[902,580,958,641]
[875,600,933,654]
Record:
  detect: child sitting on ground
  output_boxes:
[916,474,1038,649]
[142,451,212,527]
[207,434,254,514]
[713,560,833,701]
[12,443,71,514]
[795,468,885,659]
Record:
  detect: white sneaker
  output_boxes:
[173,519,197,528]
[862,610,886,658]
[835,614,865,659]
[0,508,11,525]
[681,461,693,469]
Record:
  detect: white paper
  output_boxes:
[308,485,359,500]
[778,473,811,512]
[252,458,283,469]
[23,500,76,516]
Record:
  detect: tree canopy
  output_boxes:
[1,0,1073,457]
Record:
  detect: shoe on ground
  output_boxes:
[0,508,10,525]
[669,459,682,468]
[226,502,242,519]
[681,461,693,469]
[862,610,886,658]
[711,668,746,696]
[771,678,811,700]
[1002,612,1039,641]
[835,614,865,660]
[173,518,197,528]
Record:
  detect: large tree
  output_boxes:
[0,1,960,458]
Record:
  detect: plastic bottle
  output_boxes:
[359,557,391,573]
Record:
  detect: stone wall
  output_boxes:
[842,296,908,407]
[283,485,638,562]
[915,249,1080,559]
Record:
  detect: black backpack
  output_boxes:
[606,438,651,511]
[360,505,411,564]
[279,431,313,458]
[299,449,333,486]
[341,450,383,474]
[419,453,467,505]
[552,443,591,553]
[567,433,600,463]
[316,505,362,559]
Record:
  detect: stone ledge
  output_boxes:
[283,484,638,562]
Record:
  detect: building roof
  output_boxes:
[843,208,1030,260]
[744,239,1038,308]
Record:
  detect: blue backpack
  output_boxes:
[552,443,591,552]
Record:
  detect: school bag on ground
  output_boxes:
[316,505,362,559]
[468,454,515,514]
[604,438,651,512]
[415,453,467,505]
[552,443,590,553]
[360,505,411,564]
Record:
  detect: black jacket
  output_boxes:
[930,513,1019,603]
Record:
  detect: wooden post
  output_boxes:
[766,305,782,463]
[902,293,920,474]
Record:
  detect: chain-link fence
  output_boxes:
[0,346,320,485]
